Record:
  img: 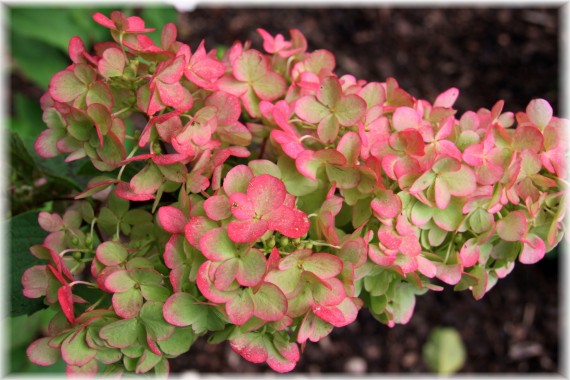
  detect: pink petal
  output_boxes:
[27,337,61,366]
[526,98,552,129]
[38,212,63,232]
[435,263,463,285]
[394,254,418,273]
[378,228,402,250]
[157,56,185,84]
[157,206,187,234]
[268,207,310,239]
[215,74,249,97]
[519,233,546,264]
[227,219,269,243]
[433,87,459,108]
[392,106,420,131]
[463,144,484,166]
[58,285,75,323]
[399,235,421,257]
[125,15,155,33]
[115,182,155,202]
[205,91,241,125]
[459,238,480,268]
[229,193,256,220]
[416,256,436,278]
[204,194,232,220]
[247,174,287,216]
[196,262,237,304]
[434,177,451,209]
[34,129,65,158]
[49,70,85,103]
[92,12,116,28]
[185,216,217,248]
[371,190,402,219]
[230,334,268,364]
[157,81,185,108]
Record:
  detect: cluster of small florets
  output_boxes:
[24,11,567,375]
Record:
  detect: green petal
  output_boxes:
[334,94,366,126]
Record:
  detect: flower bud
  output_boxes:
[267,236,276,249]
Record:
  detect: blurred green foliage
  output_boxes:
[422,327,467,375]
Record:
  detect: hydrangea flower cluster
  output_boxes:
[23,11,567,375]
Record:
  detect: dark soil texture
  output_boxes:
[167,7,562,375]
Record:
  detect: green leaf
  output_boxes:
[370,294,388,315]
[95,348,122,365]
[129,268,163,285]
[234,50,267,82]
[162,292,207,328]
[130,163,163,195]
[140,285,170,303]
[96,241,128,266]
[325,165,360,190]
[278,156,319,197]
[113,288,143,319]
[422,327,466,375]
[99,318,141,348]
[335,94,366,126]
[391,282,416,324]
[432,198,464,232]
[105,270,135,292]
[135,350,161,374]
[295,96,329,123]
[61,329,97,366]
[364,271,392,297]
[163,292,224,333]
[496,210,527,242]
[317,114,340,144]
[468,208,494,234]
[252,283,286,322]
[157,327,196,357]
[10,211,48,316]
[468,266,488,300]
[248,160,281,178]
[139,302,175,341]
